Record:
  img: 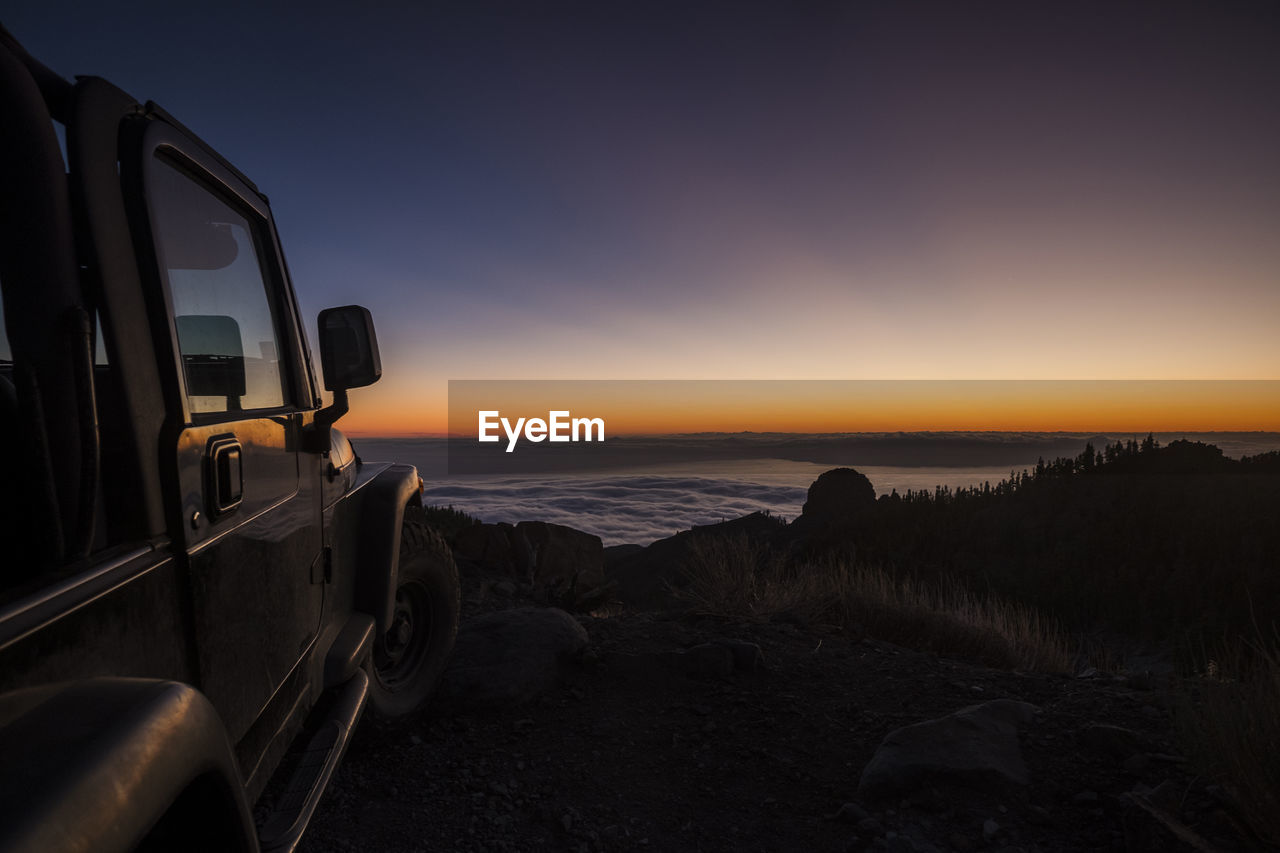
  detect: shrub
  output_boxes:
[1177,628,1280,848]
[420,504,481,542]
[676,534,1072,673]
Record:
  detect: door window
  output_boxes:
[149,156,287,415]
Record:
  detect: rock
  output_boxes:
[492,580,518,598]
[801,467,877,521]
[454,521,606,600]
[786,468,878,559]
[563,580,620,613]
[1079,723,1141,758]
[857,700,1039,799]
[608,512,784,608]
[908,786,949,813]
[516,521,605,587]
[982,819,1000,841]
[1072,790,1098,803]
[453,522,532,577]
[438,607,589,709]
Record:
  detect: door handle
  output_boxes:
[205,434,243,518]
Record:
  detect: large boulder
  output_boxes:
[515,521,605,587]
[785,468,877,559]
[800,467,876,523]
[437,607,589,709]
[858,699,1040,799]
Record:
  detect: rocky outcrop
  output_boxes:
[858,699,1040,799]
[437,607,588,709]
[453,522,531,577]
[452,521,604,589]
[454,469,880,610]
[606,512,785,608]
[800,467,876,522]
[515,521,604,587]
[784,467,877,560]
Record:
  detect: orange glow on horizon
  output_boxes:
[338,380,1280,437]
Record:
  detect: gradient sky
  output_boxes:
[8,2,1280,434]
[449,380,1280,435]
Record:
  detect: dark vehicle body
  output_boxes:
[0,25,457,852]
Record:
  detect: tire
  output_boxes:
[366,506,461,718]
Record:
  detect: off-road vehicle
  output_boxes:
[0,24,461,852]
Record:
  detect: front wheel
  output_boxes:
[366,507,461,718]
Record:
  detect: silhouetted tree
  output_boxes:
[850,439,1280,651]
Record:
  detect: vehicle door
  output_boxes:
[135,119,323,745]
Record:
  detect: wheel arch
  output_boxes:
[0,678,257,853]
[351,463,421,635]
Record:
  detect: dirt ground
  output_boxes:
[300,584,1244,853]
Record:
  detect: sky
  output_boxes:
[449,380,1280,435]
[7,2,1280,435]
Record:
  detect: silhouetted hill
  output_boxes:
[845,437,1280,647]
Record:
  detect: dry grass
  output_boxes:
[675,534,1073,673]
[1176,628,1280,848]
[675,533,1280,845]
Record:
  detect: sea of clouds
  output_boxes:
[420,473,808,546]
[353,433,1280,547]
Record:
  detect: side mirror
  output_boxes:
[318,305,381,391]
[306,305,380,451]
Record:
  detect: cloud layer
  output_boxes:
[357,433,1280,546]
[421,474,807,546]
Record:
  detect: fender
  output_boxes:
[352,463,420,635]
[0,678,256,853]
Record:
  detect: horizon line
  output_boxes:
[344,428,1280,440]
